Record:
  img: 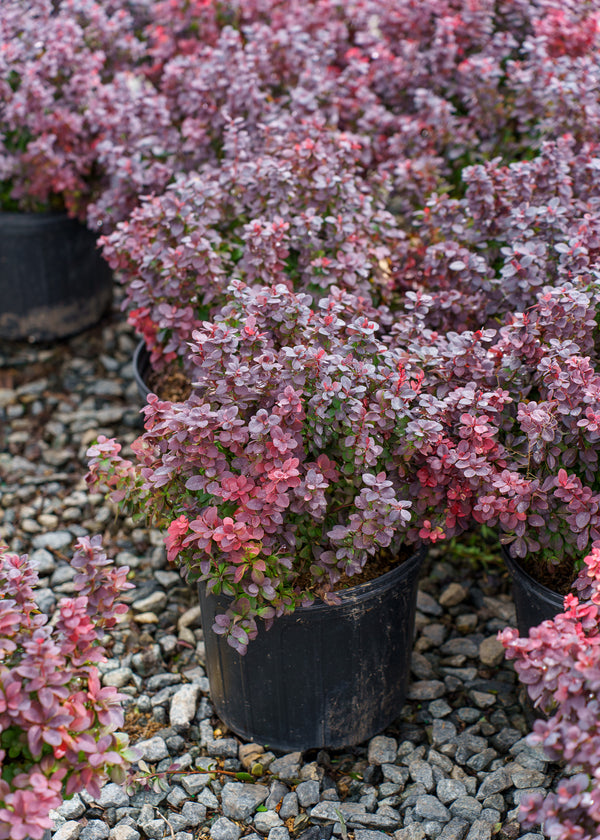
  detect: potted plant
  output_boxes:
[391,279,600,631]
[499,544,600,840]
[87,281,427,750]
[0,534,138,840]
[0,0,177,341]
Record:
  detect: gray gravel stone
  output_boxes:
[169,684,200,731]
[269,752,302,780]
[408,760,434,792]
[207,738,239,757]
[102,667,134,689]
[53,822,82,840]
[109,826,140,840]
[180,774,212,796]
[449,796,482,821]
[135,736,170,763]
[279,791,298,819]
[394,826,426,840]
[355,832,392,840]
[221,783,269,820]
[414,796,451,822]
[254,811,284,834]
[407,681,446,700]
[57,795,86,819]
[465,820,492,840]
[368,735,398,765]
[436,779,467,804]
[267,829,290,840]
[32,530,73,550]
[438,818,469,840]
[477,768,512,800]
[96,784,130,809]
[181,801,207,826]
[296,781,320,807]
[80,821,110,840]
[210,818,242,840]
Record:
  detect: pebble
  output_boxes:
[1,313,558,840]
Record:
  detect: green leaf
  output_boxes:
[235,772,255,782]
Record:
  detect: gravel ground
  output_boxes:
[0,296,556,840]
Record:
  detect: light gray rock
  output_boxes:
[253,811,284,834]
[30,547,57,575]
[57,794,86,819]
[311,802,367,823]
[414,796,451,822]
[180,774,213,796]
[269,752,302,780]
[102,667,134,689]
[169,684,200,731]
[135,736,170,763]
[80,821,110,840]
[207,738,239,758]
[438,818,470,840]
[139,822,165,840]
[296,780,319,807]
[267,829,290,840]
[221,783,270,820]
[436,779,467,805]
[408,759,434,792]
[180,802,207,826]
[394,826,426,840]
[96,783,130,809]
[32,530,73,550]
[465,819,492,840]
[477,768,512,800]
[109,826,140,840]
[279,792,299,819]
[210,818,242,840]
[407,681,446,700]
[368,736,398,765]
[53,822,82,840]
[417,591,443,616]
[449,796,483,821]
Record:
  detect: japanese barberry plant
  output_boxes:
[0,0,175,227]
[87,282,422,653]
[0,536,138,840]
[390,282,600,580]
[500,545,600,840]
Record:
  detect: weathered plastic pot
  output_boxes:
[198,546,425,751]
[0,211,112,341]
[503,549,565,635]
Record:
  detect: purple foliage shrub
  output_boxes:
[100,121,401,369]
[0,536,137,840]
[388,282,600,569]
[87,283,420,652]
[500,545,600,840]
[0,0,176,227]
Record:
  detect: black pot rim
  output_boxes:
[501,544,565,607]
[0,209,75,228]
[203,543,426,614]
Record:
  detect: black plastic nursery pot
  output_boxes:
[0,211,112,341]
[198,546,425,752]
[502,549,565,635]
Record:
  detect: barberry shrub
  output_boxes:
[500,546,600,840]
[0,536,138,840]
[87,282,422,653]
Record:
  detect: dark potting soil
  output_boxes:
[520,552,578,596]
